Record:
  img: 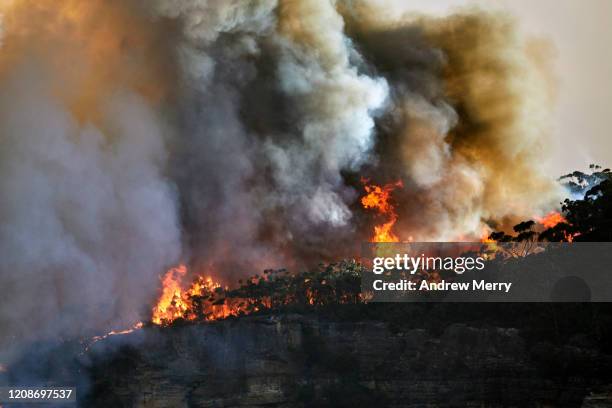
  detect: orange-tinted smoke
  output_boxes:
[0,0,177,124]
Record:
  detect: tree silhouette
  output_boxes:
[489,165,612,242]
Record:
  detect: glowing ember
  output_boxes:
[361,179,403,242]
[535,211,567,229]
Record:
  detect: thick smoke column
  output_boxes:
[154,0,389,276]
[0,0,562,358]
[0,0,182,360]
[340,3,563,239]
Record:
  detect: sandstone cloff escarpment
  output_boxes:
[84,308,612,407]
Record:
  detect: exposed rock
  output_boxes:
[84,313,612,407]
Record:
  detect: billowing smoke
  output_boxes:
[153,0,390,276]
[0,0,182,360]
[0,0,562,357]
[340,3,563,239]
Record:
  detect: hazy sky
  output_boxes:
[407,0,612,175]
[500,0,612,175]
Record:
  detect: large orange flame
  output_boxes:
[536,211,579,242]
[151,264,251,325]
[361,179,403,242]
[535,211,566,229]
[151,264,190,324]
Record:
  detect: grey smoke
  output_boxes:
[0,66,180,350]
[0,0,562,365]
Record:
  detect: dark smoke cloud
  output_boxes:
[0,0,562,362]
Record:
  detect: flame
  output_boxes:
[83,321,143,352]
[535,211,580,241]
[535,211,566,229]
[151,264,191,325]
[361,179,403,242]
[480,226,495,243]
[151,264,251,325]
[90,322,143,342]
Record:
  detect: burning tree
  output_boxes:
[150,166,612,327]
[151,260,365,326]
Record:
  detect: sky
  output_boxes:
[406,0,612,175]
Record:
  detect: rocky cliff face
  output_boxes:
[84,311,612,407]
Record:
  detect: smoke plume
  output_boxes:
[0,0,182,359]
[0,0,562,357]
